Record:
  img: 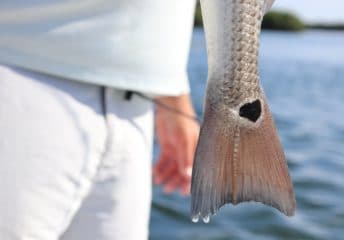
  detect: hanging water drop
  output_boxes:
[191,216,199,223]
[203,215,210,223]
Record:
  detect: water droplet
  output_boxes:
[191,216,199,223]
[203,216,210,223]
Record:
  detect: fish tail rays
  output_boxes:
[191,103,296,222]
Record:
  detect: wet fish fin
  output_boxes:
[235,105,296,216]
[191,105,296,221]
[191,107,236,220]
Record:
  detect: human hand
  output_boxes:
[153,94,200,196]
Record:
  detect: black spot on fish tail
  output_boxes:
[239,99,261,122]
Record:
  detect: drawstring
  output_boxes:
[124,91,200,123]
[100,86,107,116]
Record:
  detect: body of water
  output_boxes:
[150,29,344,240]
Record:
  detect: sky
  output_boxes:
[272,0,344,23]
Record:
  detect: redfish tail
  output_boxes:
[191,103,296,222]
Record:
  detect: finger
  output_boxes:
[153,152,168,175]
[184,166,192,182]
[163,175,183,194]
[180,179,191,196]
[176,139,194,179]
[155,160,178,185]
[185,132,198,168]
[178,165,193,196]
[176,139,188,173]
[153,153,170,184]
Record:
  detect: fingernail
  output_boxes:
[185,167,192,177]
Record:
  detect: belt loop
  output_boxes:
[124,91,134,101]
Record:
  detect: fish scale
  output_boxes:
[226,0,262,107]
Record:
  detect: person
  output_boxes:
[0,1,199,240]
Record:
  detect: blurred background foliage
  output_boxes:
[194,3,203,27]
[262,11,305,31]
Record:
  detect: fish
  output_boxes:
[191,0,296,223]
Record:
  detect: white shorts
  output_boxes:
[0,65,154,240]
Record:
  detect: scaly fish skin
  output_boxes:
[204,0,265,126]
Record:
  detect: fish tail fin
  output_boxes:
[191,104,296,221]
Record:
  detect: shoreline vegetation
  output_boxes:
[194,4,344,31]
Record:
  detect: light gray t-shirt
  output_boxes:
[0,0,196,95]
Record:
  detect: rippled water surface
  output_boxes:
[150,29,344,240]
